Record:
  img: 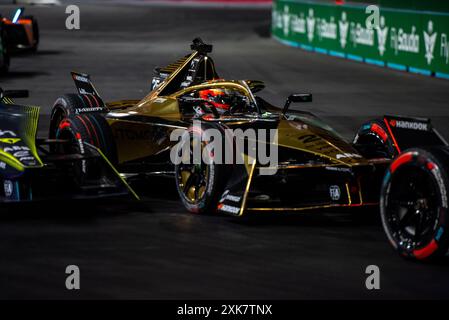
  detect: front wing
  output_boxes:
[1,141,138,202]
[217,161,389,216]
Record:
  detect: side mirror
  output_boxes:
[282,93,312,115]
[288,93,312,103]
[245,80,265,93]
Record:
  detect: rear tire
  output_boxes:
[380,147,449,261]
[50,94,105,140]
[56,113,117,165]
[27,16,39,52]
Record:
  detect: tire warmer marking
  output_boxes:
[56,120,72,138]
[370,123,388,142]
[82,94,93,108]
[81,115,101,147]
[413,239,438,260]
[75,115,97,146]
[90,94,100,107]
[427,162,436,170]
[383,118,401,154]
[58,119,80,140]
[390,152,414,173]
[389,154,440,259]
[59,120,71,130]
[413,160,440,259]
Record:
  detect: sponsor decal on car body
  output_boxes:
[329,185,341,200]
[389,119,429,131]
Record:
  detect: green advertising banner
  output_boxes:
[272,0,449,78]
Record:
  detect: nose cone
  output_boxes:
[0,104,42,168]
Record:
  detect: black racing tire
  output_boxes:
[380,147,449,261]
[56,113,117,165]
[50,93,105,140]
[353,118,398,159]
[174,122,229,214]
[0,23,10,74]
[21,16,39,52]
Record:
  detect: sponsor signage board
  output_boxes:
[272,0,449,77]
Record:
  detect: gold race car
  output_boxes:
[49,38,449,261]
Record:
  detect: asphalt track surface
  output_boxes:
[0,2,449,300]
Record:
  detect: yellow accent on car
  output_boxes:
[0,138,21,144]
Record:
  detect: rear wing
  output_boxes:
[0,88,29,104]
[71,72,108,111]
[71,72,101,97]
[383,115,448,153]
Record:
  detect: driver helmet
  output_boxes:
[198,89,230,114]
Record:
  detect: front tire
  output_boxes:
[174,123,228,214]
[380,147,449,260]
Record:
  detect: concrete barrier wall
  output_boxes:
[272,0,449,78]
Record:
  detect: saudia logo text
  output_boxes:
[317,16,337,40]
[350,22,375,46]
[291,12,306,34]
[391,26,420,55]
